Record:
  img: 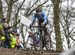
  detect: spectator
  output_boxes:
[0,19,5,47]
[8,26,16,48]
[16,34,24,49]
[3,23,10,48]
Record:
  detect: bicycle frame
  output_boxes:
[30,25,45,49]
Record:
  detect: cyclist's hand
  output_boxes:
[29,24,32,28]
[41,22,44,26]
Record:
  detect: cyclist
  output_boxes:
[30,5,48,34]
[30,5,48,49]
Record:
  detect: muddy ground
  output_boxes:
[0,48,60,55]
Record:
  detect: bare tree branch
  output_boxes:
[13,0,19,3]
[13,0,26,27]
[70,36,75,41]
[24,0,39,16]
[5,0,9,5]
[71,0,75,5]
[31,0,39,9]
[7,0,14,23]
[25,0,49,16]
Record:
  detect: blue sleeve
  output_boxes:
[31,15,36,25]
[42,10,47,24]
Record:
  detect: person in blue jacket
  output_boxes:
[30,6,48,27]
[30,6,48,34]
[30,6,48,49]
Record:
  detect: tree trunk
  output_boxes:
[53,0,63,51]
[0,0,3,18]
[7,0,13,22]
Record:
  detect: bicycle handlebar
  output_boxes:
[30,25,45,31]
[31,25,40,27]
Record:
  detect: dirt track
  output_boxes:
[0,48,60,55]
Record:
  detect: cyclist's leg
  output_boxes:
[43,24,50,50]
[38,25,43,49]
[38,22,45,49]
[45,24,51,50]
[40,25,46,49]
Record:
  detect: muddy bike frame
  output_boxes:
[30,25,48,50]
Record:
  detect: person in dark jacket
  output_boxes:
[1,18,10,48]
[3,23,11,48]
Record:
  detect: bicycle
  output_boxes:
[30,25,51,50]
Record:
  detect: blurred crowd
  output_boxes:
[0,18,24,49]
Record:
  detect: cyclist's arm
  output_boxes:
[42,10,47,24]
[43,14,47,24]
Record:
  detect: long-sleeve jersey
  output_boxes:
[31,10,48,25]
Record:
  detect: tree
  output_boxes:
[51,0,63,51]
[60,0,75,49]
[0,0,3,18]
